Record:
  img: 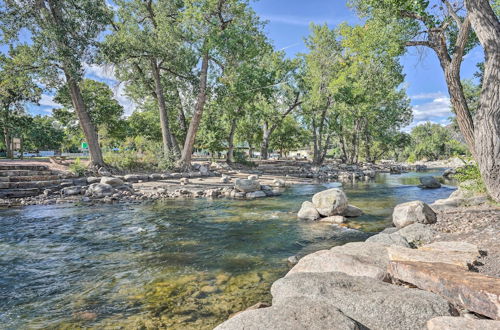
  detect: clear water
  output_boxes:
[0,171,455,329]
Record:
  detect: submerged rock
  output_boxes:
[271,272,455,330]
[311,188,348,216]
[419,176,441,189]
[246,191,266,199]
[234,179,260,193]
[392,200,437,229]
[342,204,364,218]
[297,201,320,221]
[319,215,346,224]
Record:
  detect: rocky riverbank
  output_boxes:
[0,160,427,207]
[215,188,500,329]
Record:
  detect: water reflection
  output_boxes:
[0,170,454,329]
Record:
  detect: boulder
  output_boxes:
[330,242,390,271]
[220,175,230,183]
[61,186,82,196]
[419,176,442,189]
[297,201,320,221]
[247,175,259,180]
[199,165,209,176]
[234,179,260,193]
[366,232,411,247]
[420,241,480,255]
[442,168,456,178]
[342,204,364,217]
[273,179,286,187]
[380,227,399,234]
[311,188,348,216]
[100,176,124,187]
[98,167,111,176]
[88,183,114,198]
[124,174,148,183]
[396,223,437,246]
[271,272,455,330]
[388,261,500,320]
[427,317,500,330]
[246,191,266,199]
[387,246,479,269]
[319,215,346,224]
[215,297,362,330]
[287,250,389,281]
[392,200,437,229]
[180,177,190,185]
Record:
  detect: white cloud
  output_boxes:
[111,82,136,116]
[261,14,345,27]
[403,96,453,132]
[410,91,448,100]
[39,94,62,108]
[85,64,117,82]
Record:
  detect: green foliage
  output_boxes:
[455,163,487,194]
[69,158,87,176]
[233,150,256,167]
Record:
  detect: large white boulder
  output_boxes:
[392,200,437,229]
[312,188,348,216]
[234,179,261,193]
[100,176,124,187]
[297,201,320,221]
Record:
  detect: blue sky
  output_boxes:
[28,0,484,130]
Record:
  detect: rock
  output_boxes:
[246,191,266,199]
[234,179,261,193]
[98,167,111,176]
[100,176,124,187]
[287,250,389,281]
[247,174,259,180]
[387,246,479,269]
[199,165,209,176]
[61,186,82,196]
[427,317,500,330]
[180,177,190,185]
[420,241,480,255]
[311,188,348,216]
[431,197,462,211]
[366,233,411,247]
[297,201,320,221]
[220,175,230,183]
[396,223,437,246]
[330,242,390,271]
[124,174,148,183]
[342,204,364,217]
[72,178,87,186]
[271,272,455,330]
[287,255,299,265]
[149,173,163,180]
[88,183,114,198]
[442,168,456,178]
[419,176,442,189]
[363,170,376,178]
[381,227,398,234]
[319,215,346,224]
[389,261,500,320]
[273,179,286,187]
[392,200,437,229]
[215,297,362,330]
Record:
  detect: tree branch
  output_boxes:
[405,40,432,47]
[442,0,463,26]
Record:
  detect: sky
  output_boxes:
[27,0,484,131]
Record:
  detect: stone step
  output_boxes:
[0,188,40,198]
[0,170,54,177]
[0,180,64,189]
[0,164,49,171]
[8,175,62,182]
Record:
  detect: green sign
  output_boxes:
[81,142,89,149]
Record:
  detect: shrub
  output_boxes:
[454,163,487,194]
[69,157,86,176]
[234,150,256,167]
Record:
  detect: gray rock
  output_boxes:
[287,255,299,265]
[247,174,259,180]
[246,191,266,199]
[319,215,346,224]
[124,174,148,183]
[366,232,411,247]
[442,168,456,178]
[419,176,442,189]
[234,179,261,193]
[98,167,111,176]
[72,178,87,186]
[426,317,500,330]
[273,179,286,187]
[215,297,362,330]
[287,250,389,281]
[88,183,114,198]
[61,186,82,196]
[297,201,320,221]
[312,188,348,216]
[392,200,437,229]
[342,204,364,217]
[220,175,230,183]
[100,176,124,187]
[199,165,209,176]
[380,227,398,234]
[271,272,455,330]
[330,242,390,271]
[396,223,437,246]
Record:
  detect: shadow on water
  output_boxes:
[0,169,455,329]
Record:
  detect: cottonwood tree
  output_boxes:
[0,0,111,167]
[350,0,499,201]
[0,45,41,158]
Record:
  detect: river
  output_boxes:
[0,170,454,329]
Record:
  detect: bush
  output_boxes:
[454,163,486,194]
[69,158,86,176]
[234,150,256,167]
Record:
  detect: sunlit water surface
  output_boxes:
[0,170,454,329]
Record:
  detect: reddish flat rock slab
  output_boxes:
[388,261,500,320]
[387,245,479,269]
[427,316,500,330]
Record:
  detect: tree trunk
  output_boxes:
[467,0,500,202]
[150,58,176,156]
[2,110,13,159]
[261,123,270,160]
[179,51,209,168]
[227,117,237,163]
[64,70,105,167]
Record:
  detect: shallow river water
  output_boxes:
[0,170,454,329]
